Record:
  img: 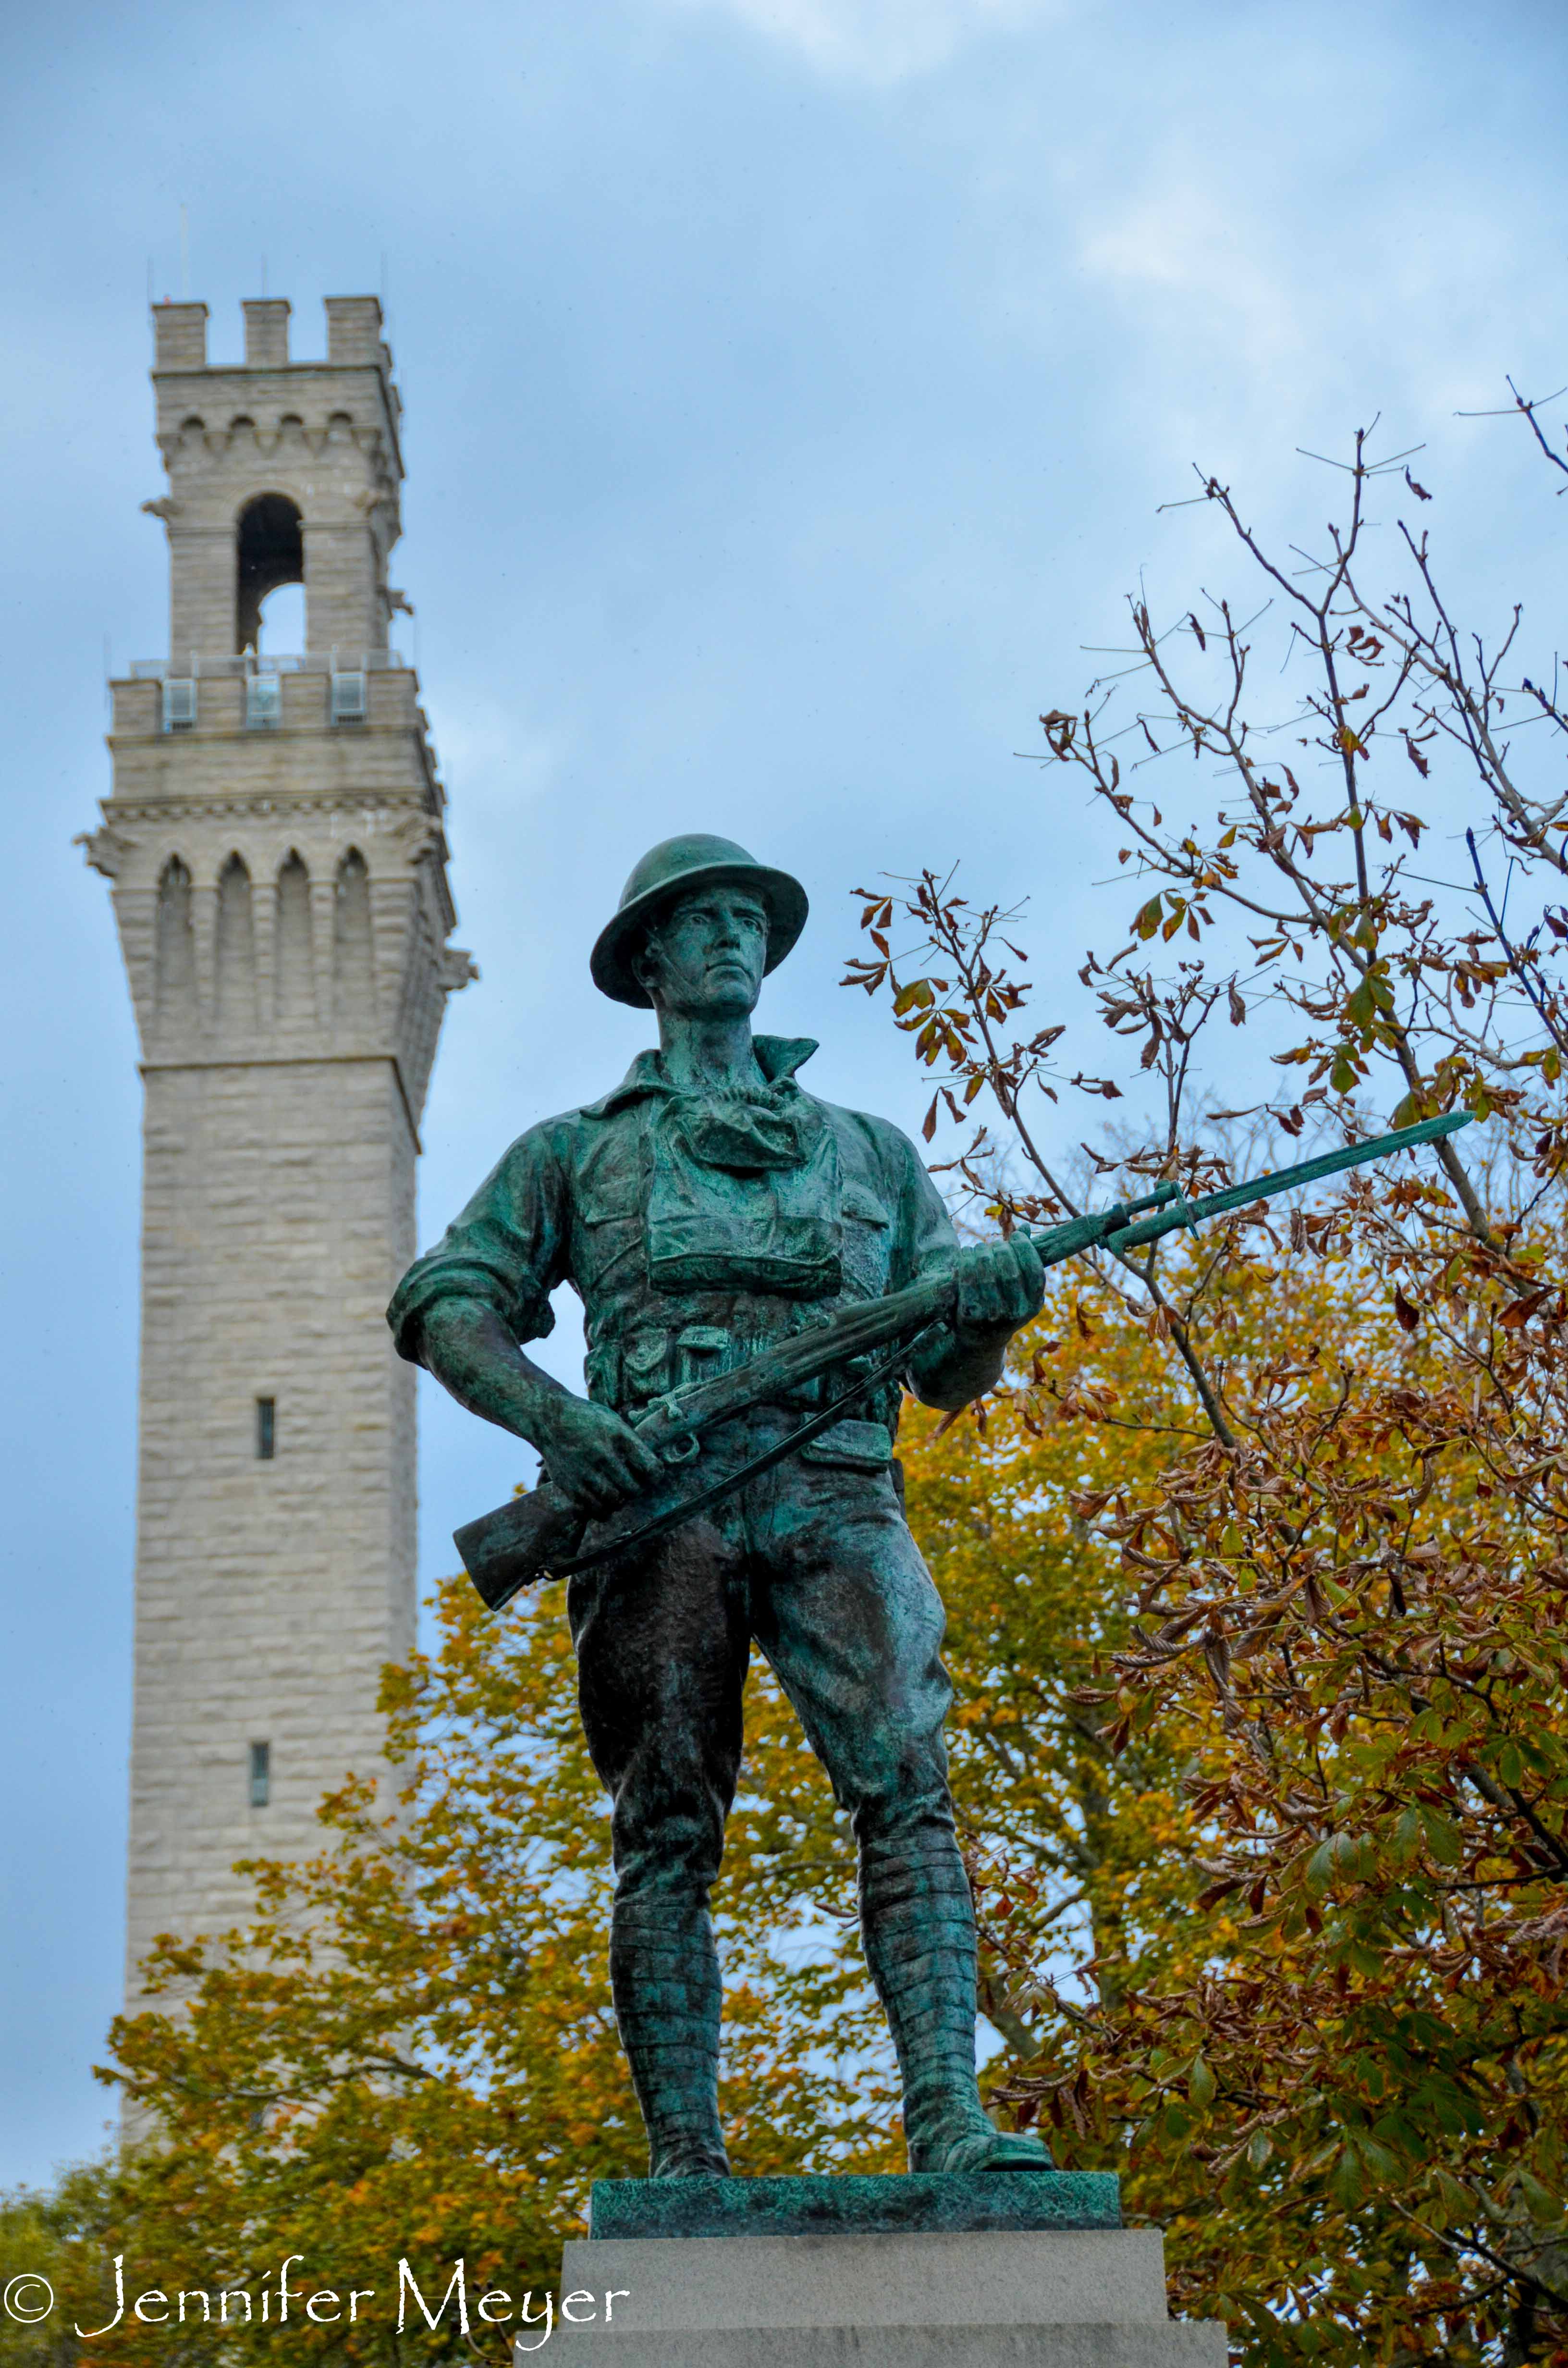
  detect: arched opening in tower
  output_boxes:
[256,583,305,654]
[333,849,376,1032]
[215,854,257,1037]
[236,493,304,652]
[275,851,314,1024]
[154,856,195,1027]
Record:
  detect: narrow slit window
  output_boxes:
[249,1741,270,1808]
[256,1396,275,1459]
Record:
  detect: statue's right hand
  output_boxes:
[531,1396,667,1519]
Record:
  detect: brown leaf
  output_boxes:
[1501,1287,1554,1330]
[1393,1287,1421,1334]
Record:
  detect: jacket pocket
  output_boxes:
[841,1184,893,1293]
[800,1418,894,1470]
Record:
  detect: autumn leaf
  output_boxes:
[1400,728,1431,778]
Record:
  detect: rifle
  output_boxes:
[454,1108,1474,1611]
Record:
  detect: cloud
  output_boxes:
[1078,173,1309,397]
[1072,140,1548,459]
[654,0,1066,82]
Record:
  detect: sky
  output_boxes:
[2,0,1565,2188]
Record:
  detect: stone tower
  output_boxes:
[81,295,473,2001]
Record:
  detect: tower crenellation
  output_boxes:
[148,293,404,662]
[83,295,473,2010]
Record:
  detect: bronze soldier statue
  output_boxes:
[388,834,1054,2178]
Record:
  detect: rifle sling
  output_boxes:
[473,1110,1478,1601]
[576,1113,1475,1576]
[546,1318,946,1581]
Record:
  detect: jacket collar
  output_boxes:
[584,1034,819,1119]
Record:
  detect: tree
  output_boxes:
[33,391,1568,2368]
[75,1293,1200,2362]
[0,2182,110,2368]
[68,1580,902,2363]
[847,389,1568,2361]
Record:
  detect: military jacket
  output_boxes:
[387,1036,959,1425]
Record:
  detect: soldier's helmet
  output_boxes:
[590,834,809,1009]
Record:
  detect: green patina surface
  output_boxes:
[394,838,1055,2183]
[588,2171,1122,2241]
[395,836,1472,2193]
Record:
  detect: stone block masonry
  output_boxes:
[551,2226,1227,2365]
[83,295,474,2011]
[126,1058,417,1973]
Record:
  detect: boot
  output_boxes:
[610,1894,731,2179]
[860,1845,1054,2175]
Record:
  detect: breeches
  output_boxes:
[566,1411,957,1903]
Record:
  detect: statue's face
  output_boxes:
[637,884,770,1019]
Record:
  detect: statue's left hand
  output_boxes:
[953,1233,1046,1340]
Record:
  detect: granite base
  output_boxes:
[544,2176,1226,2366]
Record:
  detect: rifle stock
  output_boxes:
[454,1485,587,1613]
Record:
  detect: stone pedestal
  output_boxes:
[547,2175,1226,2365]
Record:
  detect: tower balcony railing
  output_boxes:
[123,652,412,734]
[128,651,409,680]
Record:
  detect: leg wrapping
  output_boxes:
[859,1842,1052,2175]
[610,1895,730,2179]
